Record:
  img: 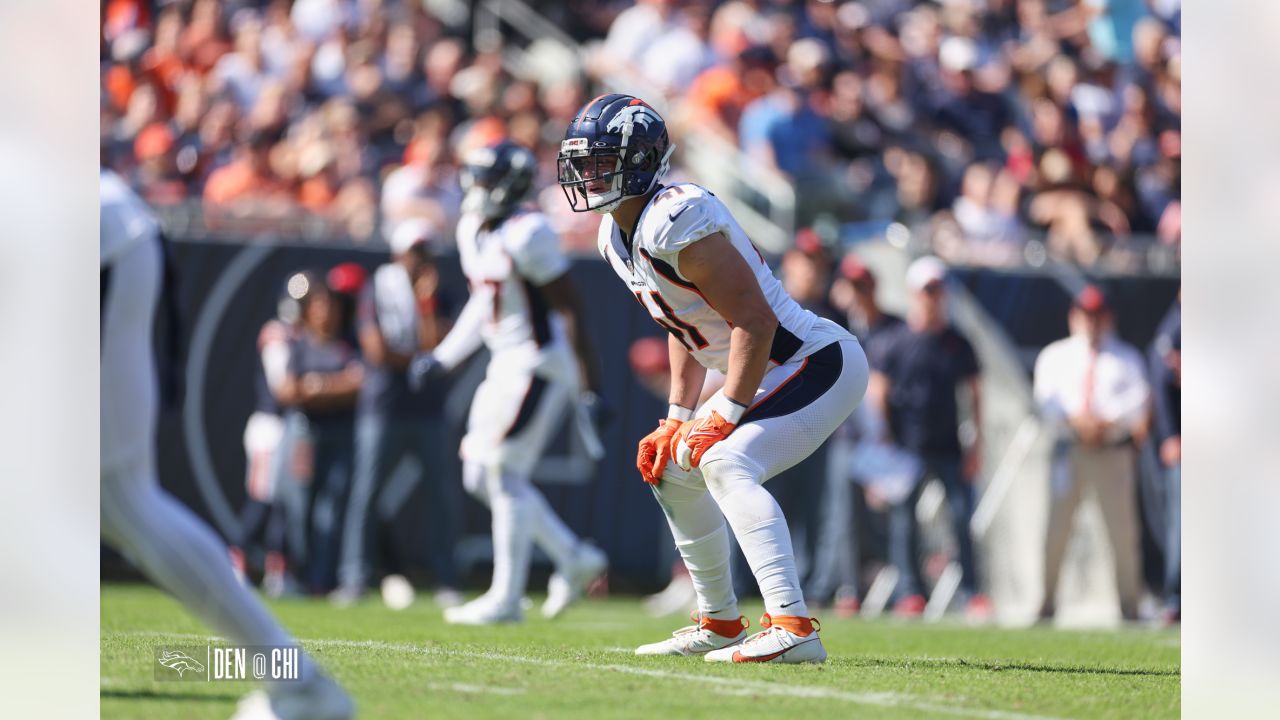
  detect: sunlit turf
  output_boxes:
[102,583,1178,719]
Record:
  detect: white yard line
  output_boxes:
[116,631,1062,720]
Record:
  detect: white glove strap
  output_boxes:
[704,394,747,425]
[667,404,694,422]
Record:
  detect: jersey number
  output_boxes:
[635,291,708,352]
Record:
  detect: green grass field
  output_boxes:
[102,583,1179,719]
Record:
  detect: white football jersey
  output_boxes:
[101,169,159,267]
[456,208,571,354]
[597,183,845,373]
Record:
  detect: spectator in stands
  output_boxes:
[277,269,364,594]
[334,221,462,609]
[932,162,1026,266]
[882,145,942,228]
[674,45,777,143]
[381,119,463,242]
[928,36,1012,164]
[867,257,989,619]
[1149,290,1180,625]
[132,122,187,204]
[1034,285,1150,622]
[203,127,292,215]
[99,0,1181,265]
[738,37,841,223]
[828,254,903,357]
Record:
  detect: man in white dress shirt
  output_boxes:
[1034,285,1151,621]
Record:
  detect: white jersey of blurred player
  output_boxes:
[450,209,580,470]
[432,199,606,625]
[99,169,352,719]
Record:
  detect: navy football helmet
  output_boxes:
[460,140,537,220]
[557,94,674,214]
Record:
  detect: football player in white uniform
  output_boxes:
[557,95,870,664]
[100,169,353,718]
[413,141,608,625]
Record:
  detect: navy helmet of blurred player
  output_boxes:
[556,94,675,214]
[459,139,539,220]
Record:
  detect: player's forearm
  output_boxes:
[720,320,775,408]
[433,294,486,371]
[668,336,707,412]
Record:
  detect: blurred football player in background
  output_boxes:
[559,95,869,664]
[414,140,607,625]
[100,169,352,718]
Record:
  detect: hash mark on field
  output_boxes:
[117,632,1062,720]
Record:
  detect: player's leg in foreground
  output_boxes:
[635,464,748,655]
[701,341,866,663]
[695,340,867,663]
[101,237,351,719]
[446,373,606,624]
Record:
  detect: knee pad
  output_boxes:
[700,456,763,503]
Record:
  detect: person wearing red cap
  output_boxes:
[829,254,904,357]
[1033,284,1151,622]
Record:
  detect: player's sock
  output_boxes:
[650,480,738,618]
[101,457,293,648]
[484,468,534,610]
[703,458,808,618]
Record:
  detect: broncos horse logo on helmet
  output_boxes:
[460,139,539,221]
[558,94,675,214]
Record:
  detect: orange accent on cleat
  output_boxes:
[759,613,818,637]
[696,612,749,639]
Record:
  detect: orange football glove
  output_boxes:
[671,411,737,471]
[637,418,683,485]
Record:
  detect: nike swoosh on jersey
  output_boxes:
[668,204,691,222]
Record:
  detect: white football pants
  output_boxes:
[653,337,868,618]
[100,238,297,658]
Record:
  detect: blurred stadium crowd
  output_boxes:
[99,0,1181,625]
[102,0,1180,266]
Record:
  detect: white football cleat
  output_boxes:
[635,612,748,657]
[444,596,523,625]
[230,668,354,720]
[704,614,827,664]
[543,542,608,619]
